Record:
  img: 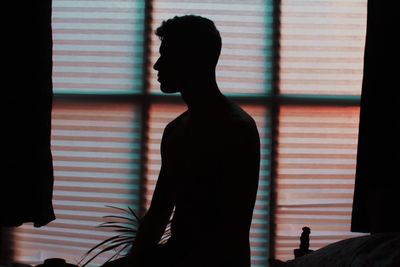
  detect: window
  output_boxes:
[275,0,367,260]
[11,0,367,266]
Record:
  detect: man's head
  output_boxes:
[153,15,222,93]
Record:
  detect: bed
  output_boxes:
[270,232,400,267]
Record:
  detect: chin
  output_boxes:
[160,83,180,94]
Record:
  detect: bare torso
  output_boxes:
[165,110,223,246]
[160,96,260,266]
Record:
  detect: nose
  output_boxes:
[153,58,160,71]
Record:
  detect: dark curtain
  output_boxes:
[1,0,55,227]
[351,0,400,233]
[0,227,15,261]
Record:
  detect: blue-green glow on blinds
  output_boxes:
[52,0,145,94]
[149,0,275,95]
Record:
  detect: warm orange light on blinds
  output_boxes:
[148,0,274,94]
[146,103,270,266]
[14,102,142,265]
[280,0,367,95]
[275,106,364,260]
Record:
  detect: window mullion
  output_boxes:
[137,0,153,218]
[268,0,282,260]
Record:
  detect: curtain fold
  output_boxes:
[2,0,55,227]
[351,0,400,233]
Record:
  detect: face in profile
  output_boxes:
[153,40,186,94]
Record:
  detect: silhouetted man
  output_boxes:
[123,15,260,267]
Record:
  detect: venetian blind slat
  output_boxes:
[52,0,145,94]
[13,102,142,266]
[148,0,274,94]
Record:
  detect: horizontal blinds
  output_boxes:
[147,103,271,267]
[7,1,369,265]
[149,0,274,94]
[275,106,364,260]
[244,105,271,267]
[280,0,367,95]
[14,102,142,266]
[52,0,145,94]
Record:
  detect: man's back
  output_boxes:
[160,96,260,266]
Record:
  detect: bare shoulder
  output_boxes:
[223,100,259,138]
[162,110,189,137]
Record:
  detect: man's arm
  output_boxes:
[127,125,176,266]
[221,120,260,266]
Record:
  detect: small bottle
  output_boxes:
[293,226,314,258]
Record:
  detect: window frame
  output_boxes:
[14,0,363,263]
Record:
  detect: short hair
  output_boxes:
[155,15,222,68]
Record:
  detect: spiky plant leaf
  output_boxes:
[79,205,172,267]
[79,206,141,267]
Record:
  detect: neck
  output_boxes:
[180,77,224,116]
